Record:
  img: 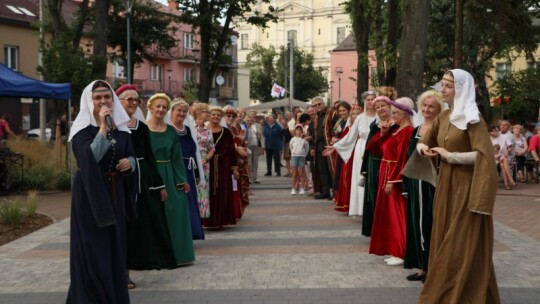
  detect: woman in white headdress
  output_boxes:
[417,69,500,303]
[66,80,135,304]
[323,90,377,216]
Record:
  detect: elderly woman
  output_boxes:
[360,87,398,237]
[66,80,135,303]
[224,106,249,218]
[146,93,195,266]
[116,85,175,289]
[512,124,534,182]
[202,106,239,229]
[365,97,415,266]
[169,99,205,239]
[401,90,444,282]
[191,102,214,218]
[418,69,500,303]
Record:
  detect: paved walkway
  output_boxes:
[1,160,540,303]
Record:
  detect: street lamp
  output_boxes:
[335,67,343,100]
[329,80,334,104]
[125,0,134,84]
[167,69,172,96]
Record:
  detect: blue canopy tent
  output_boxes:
[0,63,70,99]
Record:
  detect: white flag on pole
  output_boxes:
[271,83,286,98]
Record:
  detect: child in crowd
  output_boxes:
[289,124,310,195]
[494,144,515,190]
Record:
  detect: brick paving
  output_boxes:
[0,160,539,303]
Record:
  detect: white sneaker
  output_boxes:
[299,188,305,195]
[386,257,404,266]
[291,188,297,195]
[383,256,393,262]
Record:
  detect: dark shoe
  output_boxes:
[406,273,426,282]
[254,180,260,184]
[314,193,330,199]
[264,173,271,176]
[276,173,281,177]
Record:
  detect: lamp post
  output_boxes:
[329,80,334,104]
[125,0,134,84]
[167,69,172,96]
[335,67,343,100]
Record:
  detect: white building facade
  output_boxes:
[233,0,351,103]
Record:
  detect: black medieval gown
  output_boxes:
[126,120,178,269]
[67,126,136,304]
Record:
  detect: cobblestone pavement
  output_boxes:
[1,161,540,303]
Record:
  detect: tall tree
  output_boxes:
[494,69,540,123]
[344,0,383,101]
[395,0,430,99]
[92,0,110,79]
[246,44,328,103]
[108,0,179,84]
[175,0,278,103]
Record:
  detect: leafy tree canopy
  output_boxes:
[493,69,540,124]
[246,43,328,103]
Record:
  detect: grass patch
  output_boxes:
[0,199,23,228]
[26,190,39,216]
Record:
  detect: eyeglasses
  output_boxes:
[391,111,403,115]
[226,114,235,118]
[122,97,139,103]
[93,94,112,101]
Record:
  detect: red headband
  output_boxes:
[115,84,138,96]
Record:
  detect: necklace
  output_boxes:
[174,124,187,135]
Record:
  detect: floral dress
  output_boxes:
[195,124,214,218]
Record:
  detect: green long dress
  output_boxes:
[148,125,195,265]
[402,126,435,271]
[126,120,177,269]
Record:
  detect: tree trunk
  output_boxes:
[385,0,399,86]
[92,0,110,79]
[353,1,370,96]
[396,0,430,99]
[454,0,463,68]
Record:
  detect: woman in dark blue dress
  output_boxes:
[170,99,205,239]
[66,80,136,304]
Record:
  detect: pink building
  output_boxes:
[329,34,377,105]
[105,1,201,100]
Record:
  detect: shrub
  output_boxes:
[55,170,72,190]
[26,190,39,216]
[0,199,23,228]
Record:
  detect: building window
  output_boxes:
[337,27,346,44]
[527,61,538,70]
[241,34,249,50]
[184,68,194,82]
[4,45,18,70]
[113,61,125,79]
[150,65,162,81]
[496,62,512,80]
[287,30,297,44]
[184,32,194,49]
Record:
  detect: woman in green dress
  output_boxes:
[146,93,195,266]
[117,85,177,290]
[402,90,444,282]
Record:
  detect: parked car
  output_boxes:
[26,128,52,142]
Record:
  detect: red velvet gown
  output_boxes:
[334,126,354,212]
[202,127,237,228]
[365,126,413,258]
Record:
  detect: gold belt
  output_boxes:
[156,159,170,163]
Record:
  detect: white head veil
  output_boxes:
[68,80,130,142]
[447,69,479,130]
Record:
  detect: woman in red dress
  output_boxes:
[365,97,415,266]
[331,101,353,212]
[202,107,239,229]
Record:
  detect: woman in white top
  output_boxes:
[323,91,377,216]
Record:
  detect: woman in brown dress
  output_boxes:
[418,69,500,303]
